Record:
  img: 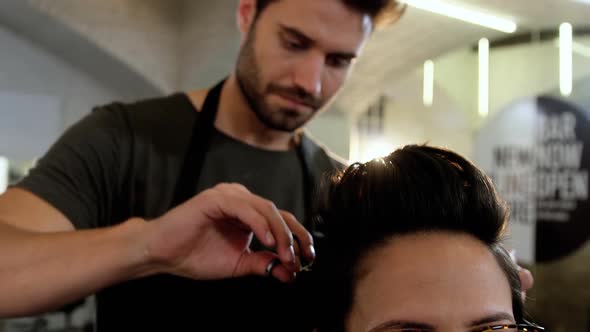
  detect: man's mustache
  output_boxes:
[267,84,322,109]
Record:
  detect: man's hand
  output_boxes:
[509,250,534,301]
[143,183,315,283]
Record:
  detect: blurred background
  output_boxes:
[0,0,589,331]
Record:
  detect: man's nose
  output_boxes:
[293,53,324,98]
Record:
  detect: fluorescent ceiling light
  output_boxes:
[478,38,489,117]
[0,157,7,194]
[423,60,434,107]
[401,0,517,33]
[560,23,573,97]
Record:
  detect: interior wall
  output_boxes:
[0,24,123,158]
[29,0,181,92]
[179,0,240,90]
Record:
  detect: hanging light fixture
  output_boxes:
[560,23,573,97]
[423,60,434,107]
[479,38,490,117]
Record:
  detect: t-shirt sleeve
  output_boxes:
[15,105,131,230]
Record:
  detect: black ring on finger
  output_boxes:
[265,258,280,277]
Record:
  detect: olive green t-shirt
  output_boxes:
[16,92,341,331]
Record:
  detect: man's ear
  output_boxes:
[236,0,257,36]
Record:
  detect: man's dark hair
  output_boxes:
[303,145,524,331]
[255,0,405,29]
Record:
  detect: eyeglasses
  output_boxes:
[382,323,545,332]
[476,323,545,332]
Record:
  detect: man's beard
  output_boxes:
[235,30,323,132]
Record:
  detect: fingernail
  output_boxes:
[308,244,316,259]
[508,249,517,262]
[265,232,275,246]
[289,245,296,263]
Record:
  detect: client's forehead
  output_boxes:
[347,232,514,332]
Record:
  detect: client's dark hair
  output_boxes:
[307,145,523,331]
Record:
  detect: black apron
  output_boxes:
[172,79,314,221]
[95,80,316,332]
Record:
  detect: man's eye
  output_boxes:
[327,56,352,68]
[284,39,305,51]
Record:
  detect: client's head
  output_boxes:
[310,145,540,332]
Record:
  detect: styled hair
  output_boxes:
[255,0,405,29]
[305,145,524,331]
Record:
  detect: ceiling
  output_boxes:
[335,0,590,114]
[3,0,590,114]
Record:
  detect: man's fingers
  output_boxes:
[214,195,276,247]
[208,184,278,248]
[281,211,315,263]
[234,252,295,283]
[211,184,310,270]
[518,267,533,303]
[518,267,534,292]
[245,196,296,267]
[506,248,534,293]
